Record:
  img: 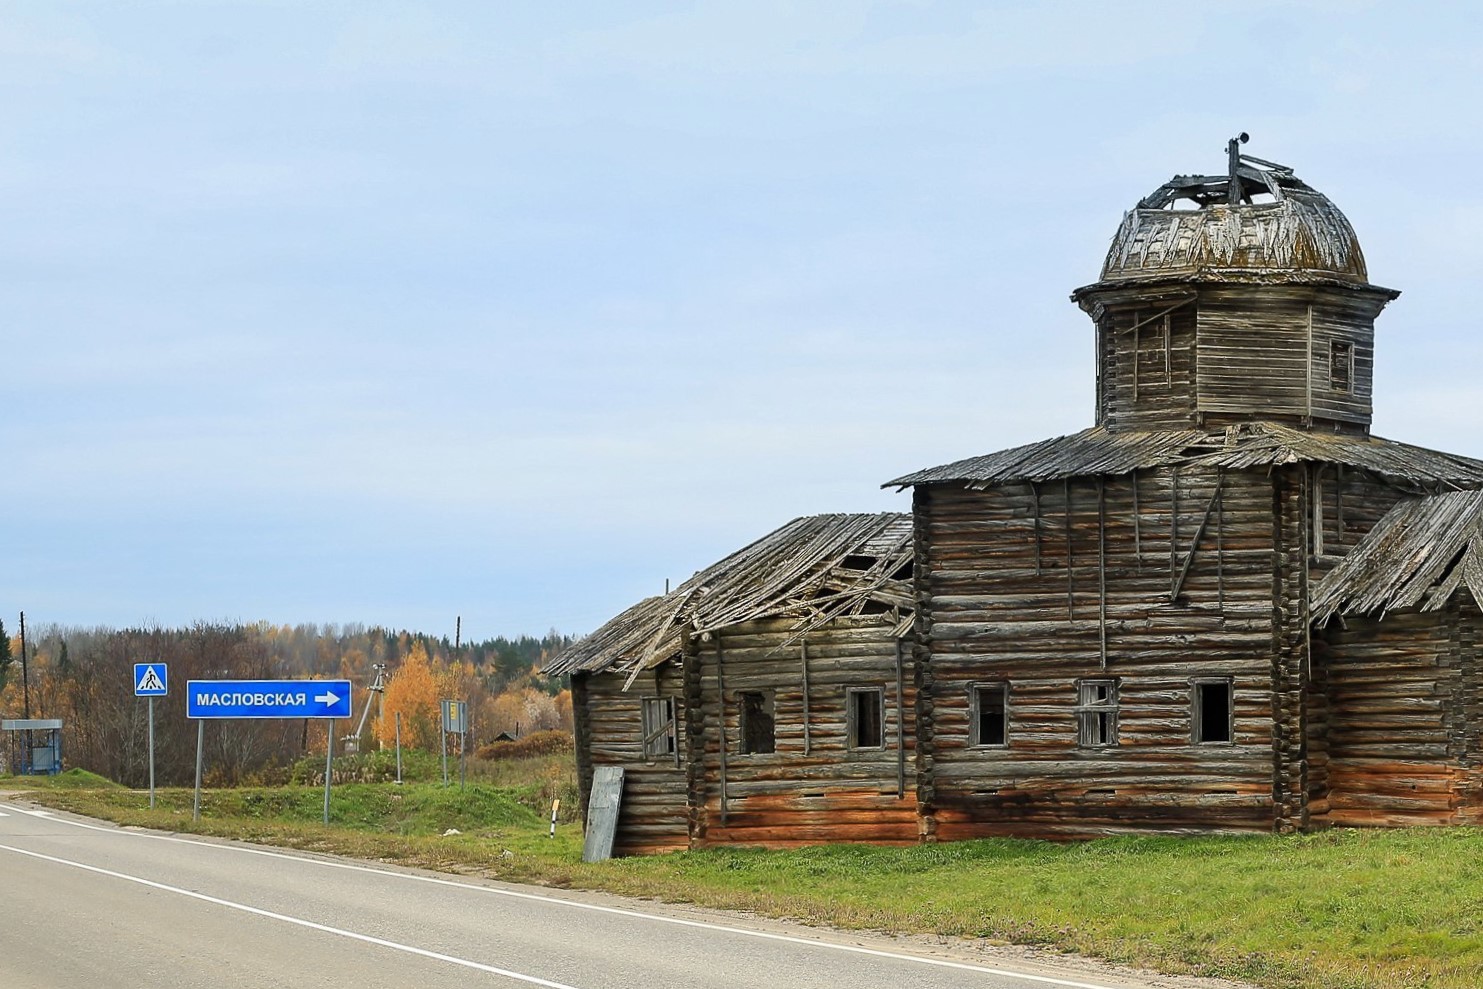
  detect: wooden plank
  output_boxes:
[582,766,625,862]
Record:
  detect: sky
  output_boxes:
[7,1,1483,642]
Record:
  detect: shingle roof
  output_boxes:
[886,421,1483,491]
[1311,489,1483,624]
[543,512,913,680]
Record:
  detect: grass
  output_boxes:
[6,763,1483,989]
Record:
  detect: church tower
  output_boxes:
[1072,136,1398,435]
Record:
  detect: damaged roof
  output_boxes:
[543,512,913,681]
[886,421,1483,491]
[1311,489,1483,624]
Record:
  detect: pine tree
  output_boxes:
[0,619,11,692]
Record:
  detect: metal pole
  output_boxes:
[394,711,402,784]
[323,719,334,825]
[192,720,204,822]
[441,714,449,788]
[459,717,467,792]
[148,697,156,810]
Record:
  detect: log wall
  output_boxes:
[686,615,917,848]
[1319,600,1483,827]
[1092,284,1384,434]
[915,467,1281,838]
[579,666,690,855]
[1097,301,1199,430]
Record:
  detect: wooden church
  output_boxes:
[551,139,1483,851]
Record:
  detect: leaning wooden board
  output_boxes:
[582,765,625,862]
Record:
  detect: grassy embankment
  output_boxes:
[5,762,1482,989]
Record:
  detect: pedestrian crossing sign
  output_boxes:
[134,663,168,697]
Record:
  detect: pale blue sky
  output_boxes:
[6,1,1483,641]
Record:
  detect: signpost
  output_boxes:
[187,679,352,823]
[133,663,168,809]
[440,699,467,788]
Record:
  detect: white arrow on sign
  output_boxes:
[315,691,341,706]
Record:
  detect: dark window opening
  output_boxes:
[1193,680,1233,744]
[1076,679,1119,747]
[738,691,775,755]
[848,688,884,749]
[972,683,1008,747]
[1330,340,1353,394]
[641,697,676,760]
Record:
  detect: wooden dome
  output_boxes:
[1100,160,1367,284]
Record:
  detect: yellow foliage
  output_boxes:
[374,642,448,751]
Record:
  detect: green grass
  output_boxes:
[0,767,123,789]
[9,765,1483,989]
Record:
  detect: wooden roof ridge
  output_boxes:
[541,511,913,680]
[885,421,1483,491]
[1312,489,1483,624]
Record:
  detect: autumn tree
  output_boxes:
[375,641,445,751]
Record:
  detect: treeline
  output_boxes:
[0,620,576,787]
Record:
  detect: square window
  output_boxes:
[847,687,884,749]
[971,683,1009,747]
[640,696,676,760]
[1192,680,1233,744]
[1075,679,1119,747]
[738,690,775,755]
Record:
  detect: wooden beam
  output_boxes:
[1132,315,1140,403]
[1312,464,1325,557]
[1065,479,1075,620]
[1031,481,1042,576]
[1216,469,1225,608]
[715,636,728,827]
[1098,477,1108,670]
[1169,467,1180,590]
[1132,468,1142,572]
[895,638,906,800]
[1171,477,1224,602]
[1163,313,1171,382]
[801,638,812,756]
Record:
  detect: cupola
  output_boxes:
[1072,136,1399,435]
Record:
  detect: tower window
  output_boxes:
[1330,340,1353,394]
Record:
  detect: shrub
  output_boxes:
[475,729,573,761]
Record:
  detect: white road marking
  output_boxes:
[0,841,580,989]
[0,802,1130,989]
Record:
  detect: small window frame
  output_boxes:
[1191,678,1235,746]
[969,681,1010,749]
[640,696,677,761]
[1330,340,1354,394]
[737,689,776,755]
[1075,678,1119,748]
[846,686,885,750]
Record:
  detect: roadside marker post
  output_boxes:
[186,679,353,823]
[133,663,168,810]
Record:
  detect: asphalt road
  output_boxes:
[0,797,1193,989]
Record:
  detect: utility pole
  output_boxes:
[19,611,29,719]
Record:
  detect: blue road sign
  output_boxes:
[186,679,352,720]
[134,663,168,697]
